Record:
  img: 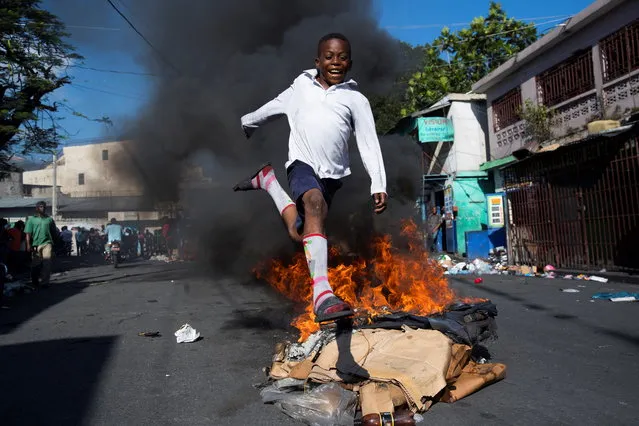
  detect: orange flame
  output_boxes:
[255,219,458,341]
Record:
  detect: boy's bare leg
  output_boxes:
[281,205,303,242]
[301,189,352,321]
[234,163,301,242]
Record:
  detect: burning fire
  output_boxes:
[255,219,458,341]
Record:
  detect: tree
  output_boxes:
[370,41,425,134]
[519,99,554,145]
[0,0,82,172]
[403,2,538,115]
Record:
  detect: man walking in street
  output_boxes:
[25,201,58,288]
[427,206,443,252]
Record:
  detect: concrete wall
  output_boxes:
[442,101,489,173]
[0,172,23,197]
[23,141,145,197]
[483,1,639,160]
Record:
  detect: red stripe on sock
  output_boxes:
[303,233,326,240]
[312,276,328,285]
[263,174,276,190]
[313,290,333,308]
[280,203,296,216]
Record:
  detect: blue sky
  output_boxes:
[41,0,594,146]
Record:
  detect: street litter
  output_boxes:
[474,278,483,284]
[138,331,161,337]
[437,251,617,284]
[262,301,505,424]
[150,254,171,262]
[561,289,580,293]
[591,292,639,302]
[175,323,201,343]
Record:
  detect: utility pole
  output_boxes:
[52,151,58,219]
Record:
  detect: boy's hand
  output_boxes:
[373,193,388,214]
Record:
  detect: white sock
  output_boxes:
[252,165,295,215]
[303,233,334,312]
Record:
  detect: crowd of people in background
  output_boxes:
[0,201,194,309]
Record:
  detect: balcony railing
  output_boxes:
[537,50,595,107]
[600,19,639,83]
[492,87,522,132]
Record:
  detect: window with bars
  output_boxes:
[536,50,595,107]
[78,173,85,185]
[492,87,522,132]
[600,19,639,83]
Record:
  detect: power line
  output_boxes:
[66,25,121,31]
[428,17,569,49]
[69,64,157,77]
[70,83,145,100]
[385,14,572,30]
[105,0,180,75]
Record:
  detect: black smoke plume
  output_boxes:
[56,0,424,276]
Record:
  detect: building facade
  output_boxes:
[23,140,144,198]
[391,94,505,256]
[474,0,638,162]
[472,0,639,272]
[0,172,23,197]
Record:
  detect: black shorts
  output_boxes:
[286,160,342,222]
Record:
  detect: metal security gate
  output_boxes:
[503,131,639,272]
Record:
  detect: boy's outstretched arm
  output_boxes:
[241,86,293,138]
[352,95,388,214]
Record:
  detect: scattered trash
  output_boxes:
[265,302,504,424]
[150,254,171,262]
[175,323,201,343]
[591,292,639,302]
[611,297,637,302]
[261,382,357,426]
[600,269,607,273]
[138,331,161,337]
[561,289,580,293]
[166,374,171,377]
[474,278,483,284]
[564,275,574,280]
[589,276,608,283]
[544,264,556,272]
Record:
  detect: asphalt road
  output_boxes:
[1,258,638,425]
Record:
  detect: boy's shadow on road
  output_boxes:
[332,318,370,382]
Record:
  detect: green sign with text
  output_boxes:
[417,117,454,143]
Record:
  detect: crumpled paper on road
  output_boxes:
[175,323,200,343]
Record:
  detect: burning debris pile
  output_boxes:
[255,221,506,424]
[255,220,461,341]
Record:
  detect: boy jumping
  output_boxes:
[234,33,387,323]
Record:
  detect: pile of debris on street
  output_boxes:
[259,301,505,425]
[438,248,609,282]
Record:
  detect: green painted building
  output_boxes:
[389,94,495,256]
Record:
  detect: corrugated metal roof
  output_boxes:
[386,93,486,135]
[0,197,51,209]
[0,196,155,212]
[59,196,154,212]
